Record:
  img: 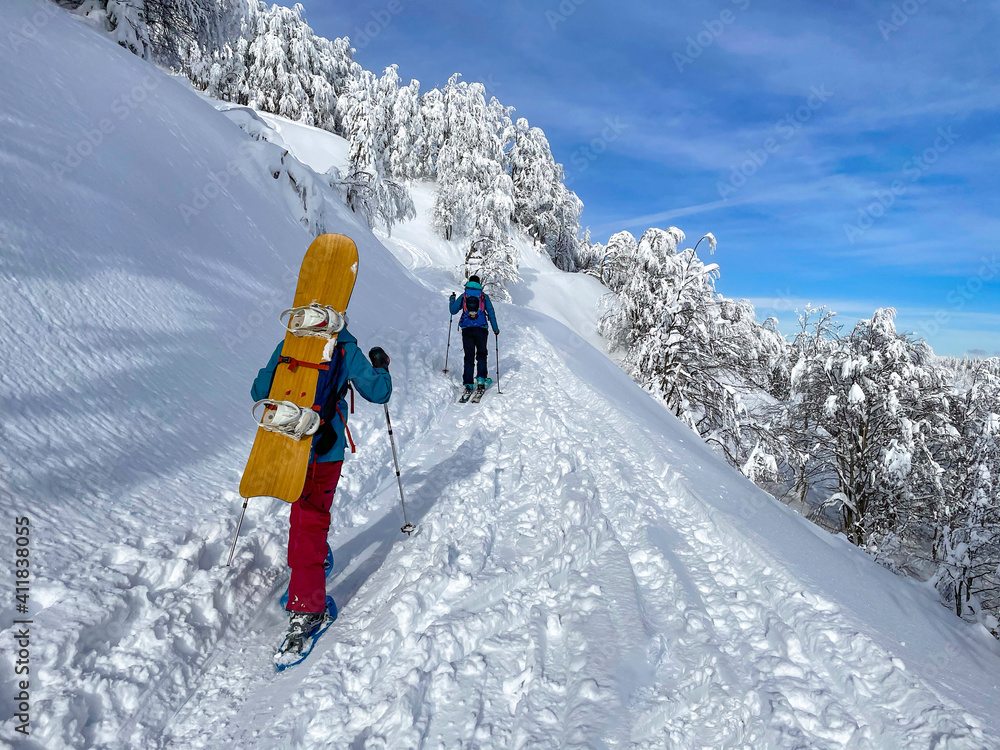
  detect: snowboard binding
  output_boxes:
[279,303,347,339]
[252,399,320,440]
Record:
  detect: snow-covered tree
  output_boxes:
[542,182,584,271]
[331,166,413,232]
[599,228,784,473]
[784,309,953,555]
[238,4,336,127]
[388,78,424,180]
[508,119,552,235]
[105,0,150,57]
[595,229,638,285]
[507,119,583,270]
[85,0,591,281]
[779,306,842,512]
[468,165,517,295]
[334,69,414,232]
[176,1,358,130]
[575,229,604,278]
[418,87,447,177]
[74,0,226,60]
[933,359,1000,630]
[432,76,517,296]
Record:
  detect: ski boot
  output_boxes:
[470,377,492,403]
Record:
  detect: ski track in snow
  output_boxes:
[162,326,993,750]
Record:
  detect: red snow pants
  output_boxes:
[286,460,342,613]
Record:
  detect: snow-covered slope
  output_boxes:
[1,3,998,748]
[245,107,608,354]
[379,180,609,354]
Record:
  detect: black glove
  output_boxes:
[494,329,500,336]
[369,346,390,371]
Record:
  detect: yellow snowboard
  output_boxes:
[239,234,359,503]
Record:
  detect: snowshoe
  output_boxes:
[252,399,320,440]
[274,596,338,672]
[280,545,334,610]
[279,303,346,339]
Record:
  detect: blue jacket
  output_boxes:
[251,328,391,463]
[450,281,499,333]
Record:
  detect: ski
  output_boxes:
[458,386,474,403]
[470,378,493,403]
[274,595,338,672]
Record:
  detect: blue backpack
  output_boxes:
[462,288,485,327]
[313,345,354,454]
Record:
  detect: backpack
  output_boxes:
[313,345,354,455]
[463,289,483,321]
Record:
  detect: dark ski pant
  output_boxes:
[287,459,342,613]
[462,326,489,385]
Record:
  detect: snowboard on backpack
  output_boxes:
[240,234,359,503]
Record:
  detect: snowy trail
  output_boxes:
[163,324,994,749]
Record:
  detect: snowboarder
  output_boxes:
[449,275,500,401]
[251,330,391,656]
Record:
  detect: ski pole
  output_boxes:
[384,404,415,535]
[443,311,455,374]
[495,331,502,394]
[226,497,250,567]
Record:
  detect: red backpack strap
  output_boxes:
[278,355,330,373]
[335,405,356,453]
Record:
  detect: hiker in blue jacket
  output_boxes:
[251,329,390,638]
[449,274,500,393]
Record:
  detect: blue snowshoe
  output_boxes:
[274,595,338,672]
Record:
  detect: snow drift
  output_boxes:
[0,2,998,748]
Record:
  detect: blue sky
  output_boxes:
[305,0,999,357]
